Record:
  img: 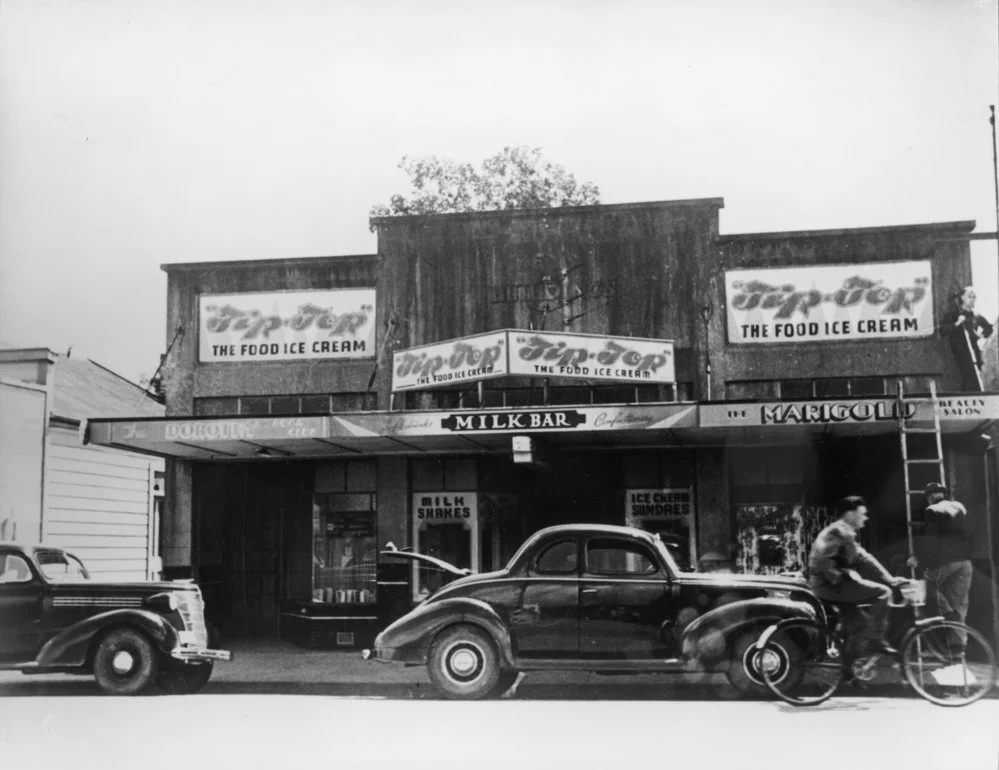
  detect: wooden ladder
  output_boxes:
[896,379,946,576]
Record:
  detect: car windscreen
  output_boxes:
[36,551,90,581]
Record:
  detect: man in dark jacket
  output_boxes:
[808,496,906,655]
[941,286,994,392]
[907,482,974,651]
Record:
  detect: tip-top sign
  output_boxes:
[199,289,376,363]
[392,331,510,392]
[725,260,933,345]
[392,329,675,391]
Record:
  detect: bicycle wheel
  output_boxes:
[760,618,846,706]
[901,621,997,707]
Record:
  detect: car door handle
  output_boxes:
[581,588,599,595]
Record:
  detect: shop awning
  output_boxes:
[84,402,701,460]
[84,394,999,461]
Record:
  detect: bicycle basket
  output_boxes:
[900,580,927,606]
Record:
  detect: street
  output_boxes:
[0,689,997,770]
[2,639,998,770]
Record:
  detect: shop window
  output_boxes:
[270,396,301,415]
[814,379,850,398]
[591,385,637,404]
[330,392,378,411]
[899,376,936,396]
[779,380,814,400]
[479,389,507,408]
[301,394,332,413]
[311,493,377,606]
[499,387,546,408]
[726,381,779,400]
[194,397,241,416]
[850,377,885,396]
[548,386,593,406]
[402,389,479,410]
[240,396,272,416]
[534,540,578,574]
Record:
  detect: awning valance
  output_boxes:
[84,394,999,461]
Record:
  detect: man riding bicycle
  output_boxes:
[808,496,908,656]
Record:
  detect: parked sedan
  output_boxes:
[363,523,821,699]
[0,542,229,695]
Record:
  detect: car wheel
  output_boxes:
[427,625,502,700]
[93,628,159,696]
[157,661,214,694]
[726,629,800,698]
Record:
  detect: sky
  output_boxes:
[1,0,997,385]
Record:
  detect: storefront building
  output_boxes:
[85,199,999,647]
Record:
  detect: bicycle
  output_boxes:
[752,578,997,707]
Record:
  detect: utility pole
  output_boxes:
[987,105,999,651]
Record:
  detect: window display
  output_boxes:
[411,492,479,601]
[312,493,377,604]
[625,487,696,570]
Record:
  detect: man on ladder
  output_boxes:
[941,286,994,392]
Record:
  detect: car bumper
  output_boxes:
[361,646,425,665]
[171,647,232,663]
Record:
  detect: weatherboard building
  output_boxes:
[85,198,999,647]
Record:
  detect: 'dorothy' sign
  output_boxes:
[392,329,675,391]
[199,290,376,363]
[726,260,933,344]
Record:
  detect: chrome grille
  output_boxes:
[176,588,209,649]
[52,597,144,608]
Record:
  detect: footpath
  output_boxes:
[203,637,896,700]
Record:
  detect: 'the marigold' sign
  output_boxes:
[725,260,933,344]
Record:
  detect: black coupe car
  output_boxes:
[0,542,229,695]
[363,523,822,699]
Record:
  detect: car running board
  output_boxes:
[514,658,684,672]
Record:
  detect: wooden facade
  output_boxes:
[140,198,997,644]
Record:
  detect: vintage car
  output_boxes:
[363,524,821,699]
[0,542,230,695]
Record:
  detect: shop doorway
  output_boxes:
[194,462,312,638]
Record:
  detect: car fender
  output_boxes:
[680,598,816,666]
[375,597,515,667]
[35,609,179,667]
